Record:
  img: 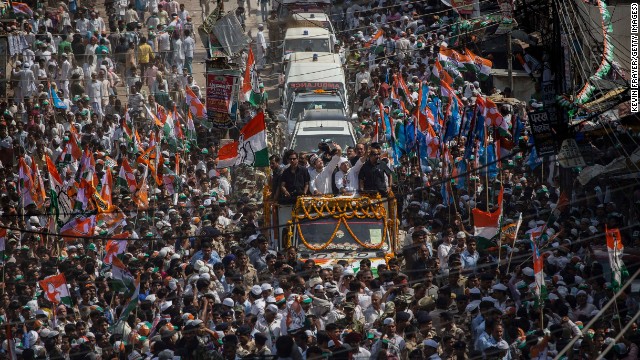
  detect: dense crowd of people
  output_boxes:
[0,0,639,359]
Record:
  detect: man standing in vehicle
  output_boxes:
[359,143,392,197]
[279,151,309,203]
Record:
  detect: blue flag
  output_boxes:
[513,115,524,142]
[479,143,498,180]
[455,160,467,190]
[528,143,542,169]
[50,86,67,109]
[444,98,461,142]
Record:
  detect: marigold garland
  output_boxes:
[296,217,387,251]
[286,195,392,251]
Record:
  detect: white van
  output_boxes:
[283,52,345,103]
[289,111,357,152]
[282,52,349,131]
[282,27,334,61]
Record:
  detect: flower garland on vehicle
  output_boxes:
[294,196,387,221]
[296,217,388,251]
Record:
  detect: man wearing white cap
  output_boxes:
[335,155,365,195]
[256,24,266,70]
[254,303,281,353]
[249,285,266,316]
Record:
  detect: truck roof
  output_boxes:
[286,61,345,85]
[300,109,348,121]
[287,52,338,63]
[284,27,331,39]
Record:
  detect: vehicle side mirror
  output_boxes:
[351,113,359,121]
[277,114,287,122]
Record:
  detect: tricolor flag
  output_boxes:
[242,48,261,106]
[75,179,95,211]
[18,158,35,207]
[104,233,129,265]
[185,85,207,119]
[364,28,384,48]
[216,141,239,169]
[113,273,140,329]
[235,112,269,167]
[96,210,127,235]
[118,158,138,193]
[100,170,114,209]
[472,187,504,250]
[60,127,82,163]
[430,60,455,86]
[530,239,547,302]
[111,257,136,294]
[606,227,628,289]
[30,160,46,208]
[12,2,33,17]
[60,216,96,242]
[186,111,196,142]
[133,166,149,209]
[39,274,72,306]
[146,104,164,127]
[465,48,493,80]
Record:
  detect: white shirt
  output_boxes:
[183,36,195,57]
[310,155,340,195]
[334,158,365,194]
[157,32,171,51]
[172,38,184,60]
[256,30,266,51]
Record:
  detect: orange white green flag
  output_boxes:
[243,47,261,106]
[235,112,268,167]
[185,85,207,119]
[39,274,72,306]
[606,227,628,289]
[216,141,239,169]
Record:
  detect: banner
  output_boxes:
[528,109,558,157]
[206,71,239,129]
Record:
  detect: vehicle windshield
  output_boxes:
[296,218,389,252]
[290,100,344,121]
[291,134,355,152]
[284,38,331,53]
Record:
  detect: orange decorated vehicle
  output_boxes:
[264,193,399,274]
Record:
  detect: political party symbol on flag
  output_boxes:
[104,233,129,265]
[118,158,138,193]
[39,274,72,306]
[464,48,493,80]
[606,227,628,289]
[472,187,504,250]
[216,141,239,169]
[60,216,96,242]
[243,47,261,106]
[185,85,207,119]
[235,112,269,167]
